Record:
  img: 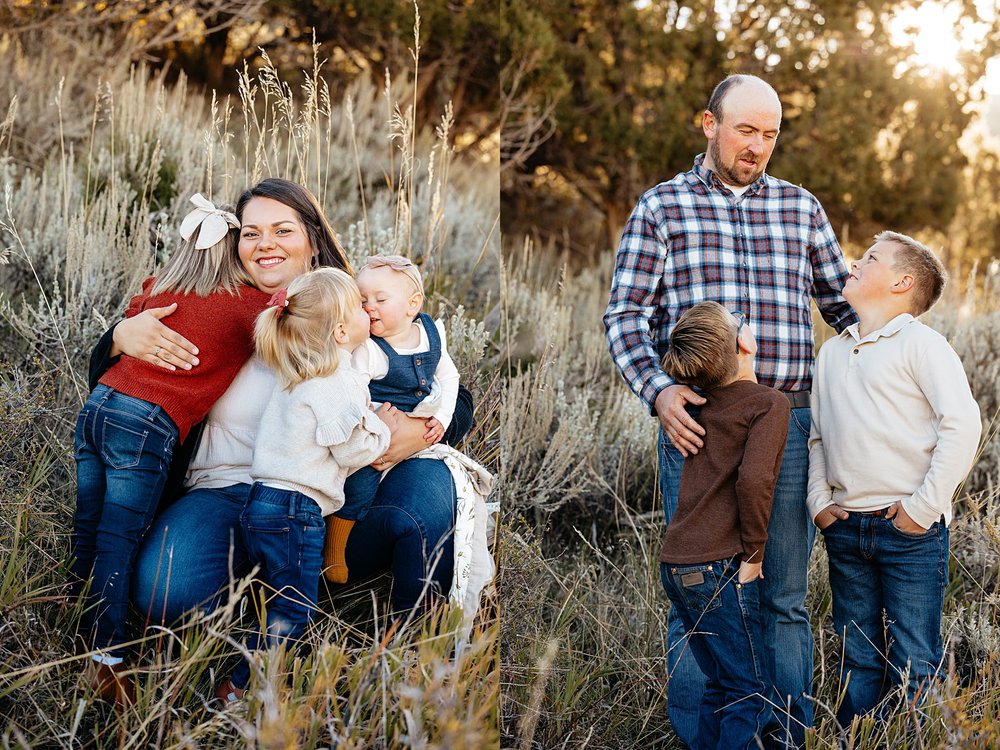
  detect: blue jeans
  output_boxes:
[339,466,382,521]
[131,456,457,623]
[72,384,177,656]
[661,559,771,750]
[821,512,948,727]
[229,483,326,689]
[344,457,456,613]
[660,406,813,746]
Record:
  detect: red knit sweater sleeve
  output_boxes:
[123,277,157,318]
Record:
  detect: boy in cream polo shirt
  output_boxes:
[807,231,981,727]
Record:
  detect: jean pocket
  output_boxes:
[244,521,291,576]
[889,520,934,539]
[100,417,148,470]
[818,516,844,534]
[790,407,811,438]
[668,563,724,615]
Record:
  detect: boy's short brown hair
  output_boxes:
[662,301,739,391]
[876,230,948,315]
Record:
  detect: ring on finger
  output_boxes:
[154,346,161,358]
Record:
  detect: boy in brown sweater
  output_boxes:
[659,301,790,750]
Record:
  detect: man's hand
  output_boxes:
[814,504,849,530]
[886,501,927,534]
[423,417,445,444]
[654,384,707,457]
[738,560,763,584]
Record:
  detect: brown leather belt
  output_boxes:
[854,507,890,518]
[783,390,810,408]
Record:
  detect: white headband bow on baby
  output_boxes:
[179,193,240,249]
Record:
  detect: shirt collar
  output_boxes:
[691,153,767,197]
[843,312,915,343]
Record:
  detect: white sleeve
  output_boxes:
[351,339,390,381]
[408,320,460,428]
[901,337,981,528]
[806,344,835,522]
[328,409,392,469]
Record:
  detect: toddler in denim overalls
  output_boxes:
[322,255,460,583]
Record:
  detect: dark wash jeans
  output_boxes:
[821,512,949,727]
[659,406,814,747]
[72,384,177,656]
[660,559,772,750]
[131,456,457,622]
[339,465,382,521]
[230,483,326,689]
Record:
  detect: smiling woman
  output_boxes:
[235,179,353,294]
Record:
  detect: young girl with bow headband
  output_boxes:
[70,194,272,706]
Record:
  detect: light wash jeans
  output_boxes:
[659,406,814,747]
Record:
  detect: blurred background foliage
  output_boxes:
[499,0,1000,266]
[0,0,499,157]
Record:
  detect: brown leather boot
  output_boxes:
[88,661,135,708]
[214,677,246,708]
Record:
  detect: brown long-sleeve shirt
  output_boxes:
[659,379,790,565]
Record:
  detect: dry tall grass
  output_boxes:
[0,22,500,749]
[499,240,1000,749]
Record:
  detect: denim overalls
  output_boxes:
[341,313,443,519]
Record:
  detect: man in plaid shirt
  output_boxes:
[605,74,856,746]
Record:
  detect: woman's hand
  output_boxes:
[373,411,432,469]
[111,305,200,370]
[375,403,400,432]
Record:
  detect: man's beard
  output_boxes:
[709,138,764,187]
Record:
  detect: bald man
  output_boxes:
[605,75,857,747]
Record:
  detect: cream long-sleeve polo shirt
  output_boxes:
[807,313,981,529]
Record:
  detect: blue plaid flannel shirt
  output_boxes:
[605,154,857,413]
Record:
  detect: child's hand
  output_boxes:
[375,403,400,432]
[814,504,849,530]
[886,501,927,534]
[738,560,763,584]
[423,417,445,444]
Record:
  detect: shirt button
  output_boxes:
[416,390,423,397]
[853,348,859,354]
[415,359,421,365]
[420,379,426,385]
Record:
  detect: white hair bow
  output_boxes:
[179,193,240,250]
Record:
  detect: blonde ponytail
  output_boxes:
[253,268,361,389]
